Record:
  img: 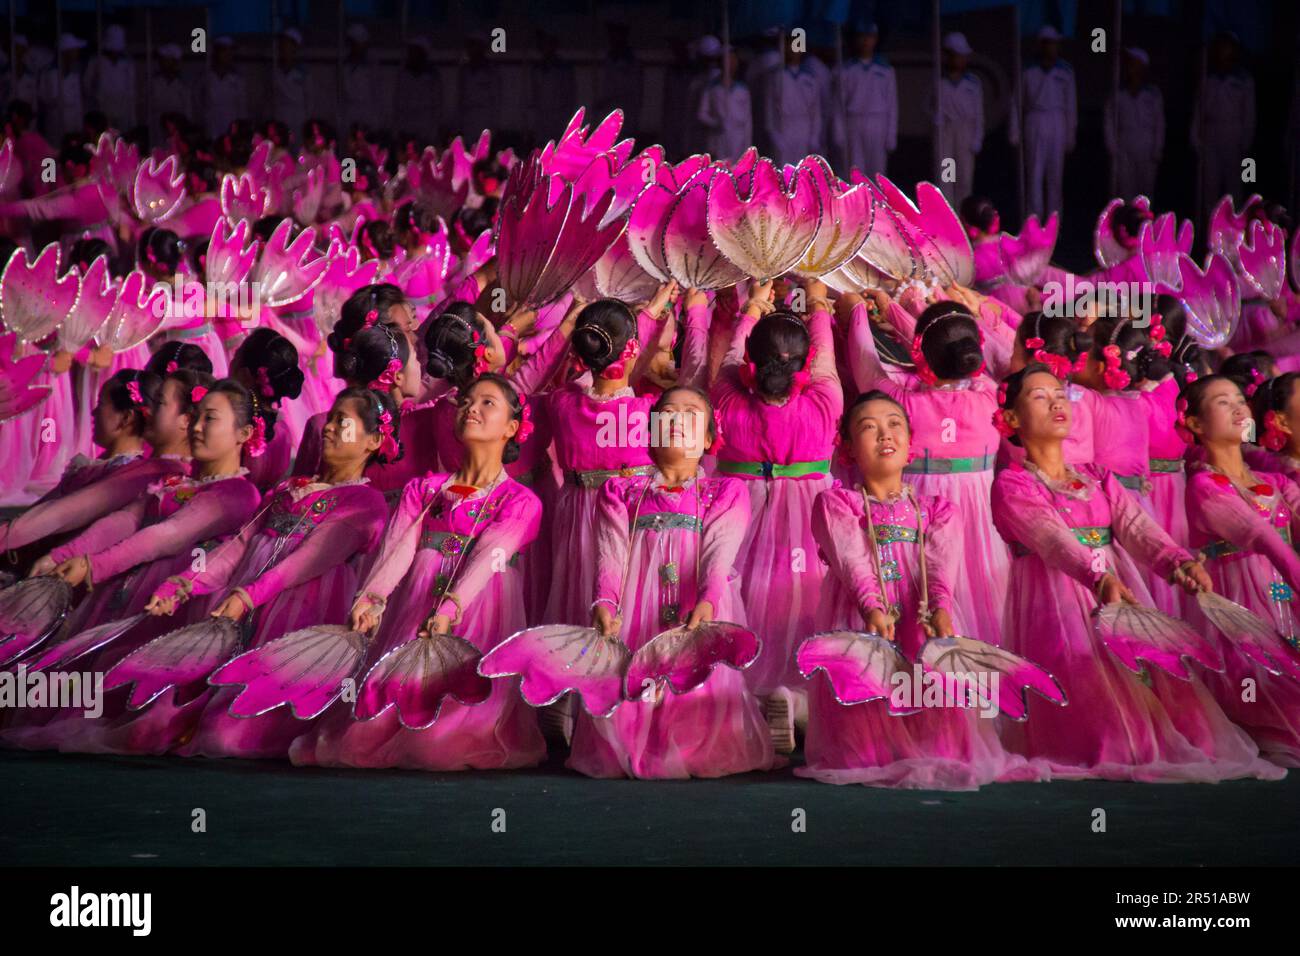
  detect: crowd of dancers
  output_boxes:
[0,95,1299,790]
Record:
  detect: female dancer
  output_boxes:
[798,389,1040,789]
[1005,311,1095,466]
[1182,374,1300,764]
[228,328,305,492]
[571,386,775,778]
[143,227,230,379]
[289,373,546,771]
[991,364,1281,781]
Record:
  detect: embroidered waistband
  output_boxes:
[1012,525,1111,556]
[633,513,703,533]
[565,465,654,488]
[1148,458,1185,474]
[716,458,831,479]
[903,452,996,475]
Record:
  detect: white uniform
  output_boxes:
[766,64,822,167]
[1191,69,1255,212]
[341,60,385,133]
[1104,84,1164,199]
[38,68,84,142]
[273,65,310,138]
[153,74,192,136]
[1011,61,1076,219]
[205,68,247,138]
[802,54,833,154]
[831,56,897,177]
[2,67,41,116]
[83,54,137,130]
[932,71,984,204]
[745,48,784,155]
[696,74,752,163]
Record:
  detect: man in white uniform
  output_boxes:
[2,35,42,123]
[1191,31,1255,215]
[831,23,897,177]
[341,23,384,135]
[695,39,751,164]
[394,36,441,145]
[1010,25,1076,219]
[205,36,246,139]
[933,32,984,204]
[766,47,821,167]
[39,34,86,144]
[83,24,136,133]
[745,27,784,157]
[152,45,191,140]
[273,28,310,139]
[1104,47,1164,199]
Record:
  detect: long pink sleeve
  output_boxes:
[991,470,1109,590]
[175,518,259,599]
[1102,470,1191,579]
[50,500,148,565]
[922,496,959,613]
[677,302,711,389]
[356,476,435,601]
[811,490,887,619]
[722,310,759,371]
[846,302,908,391]
[433,487,541,619]
[696,477,751,610]
[85,479,261,583]
[508,318,574,396]
[593,479,632,609]
[1192,474,1300,593]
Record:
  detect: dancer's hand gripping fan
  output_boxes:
[998,212,1060,287]
[131,155,187,225]
[1208,193,1262,274]
[58,256,116,353]
[1195,591,1300,684]
[787,156,874,279]
[1175,253,1241,349]
[251,218,331,308]
[478,624,632,717]
[625,154,712,282]
[917,635,1066,720]
[1236,219,1286,301]
[220,172,271,224]
[351,629,491,730]
[0,333,52,423]
[1138,212,1192,293]
[18,614,146,672]
[1,243,78,345]
[1093,195,1151,269]
[660,167,746,290]
[209,624,371,720]
[98,270,171,353]
[873,175,974,288]
[796,630,918,714]
[0,576,73,666]
[1093,602,1224,680]
[706,157,821,282]
[624,621,760,699]
[103,617,243,710]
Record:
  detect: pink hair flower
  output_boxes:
[368,358,402,391]
[245,415,268,458]
[191,385,208,404]
[126,381,144,405]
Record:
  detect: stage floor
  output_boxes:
[3,748,1296,866]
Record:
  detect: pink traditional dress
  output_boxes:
[0,347,76,506]
[711,306,840,694]
[798,484,1042,789]
[846,301,1007,647]
[1185,466,1300,764]
[568,471,775,778]
[1138,376,1190,615]
[147,477,387,759]
[0,469,261,752]
[991,460,1282,781]
[288,472,547,771]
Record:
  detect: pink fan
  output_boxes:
[917,635,1066,721]
[315,247,382,337]
[21,614,146,673]
[89,132,139,199]
[448,227,495,286]
[874,176,974,287]
[1138,213,1186,292]
[625,155,711,283]
[541,108,634,182]
[478,624,631,718]
[205,219,260,288]
[789,156,874,278]
[219,172,269,222]
[572,151,652,225]
[998,212,1060,286]
[447,129,492,191]
[0,333,52,423]
[624,621,759,697]
[353,632,491,730]
[1196,592,1300,684]
[0,138,21,197]
[821,254,892,295]
[846,174,925,285]
[0,576,73,666]
[1208,193,1261,273]
[1094,602,1224,680]
[1,243,78,344]
[661,168,746,290]
[244,139,276,191]
[1236,219,1285,300]
[99,270,170,352]
[594,233,660,302]
[1291,228,1300,294]
[1094,195,1151,269]
[131,155,186,224]
[410,148,469,221]
[496,153,571,304]
[291,164,325,226]
[796,630,918,714]
[1176,253,1241,349]
[104,618,243,710]
[210,624,368,720]
[251,219,331,308]
[58,256,116,352]
[707,158,821,281]
[571,266,601,302]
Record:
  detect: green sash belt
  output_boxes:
[564,465,654,488]
[1148,458,1185,474]
[1202,526,1292,561]
[904,452,996,475]
[1012,526,1112,557]
[716,459,831,479]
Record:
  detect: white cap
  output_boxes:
[158,44,182,61]
[280,27,303,46]
[1037,25,1063,42]
[59,34,87,53]
[407,35,432,55]
[215,35,235,49]
[943,32,973,56]
[346,24,369,45]
[104,25,126,52]
[696,35,722,58]
[1124,46,1149,65]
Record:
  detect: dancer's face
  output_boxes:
[145,378,193,449]
[1008,371,1071,441]
[455,380,518,450]
[848,398,910,479]
[321,397,381,468]
[1188,379,1251,445]
[651,388,712,466]
[92,384,134,447]
[190,392,250,463]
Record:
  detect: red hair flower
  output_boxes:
[1262,411,1289,452]
[368,359,402,391]
[516,399,535,444]
[245,415,268,458]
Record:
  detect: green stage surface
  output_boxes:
[3,748,1297,866]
